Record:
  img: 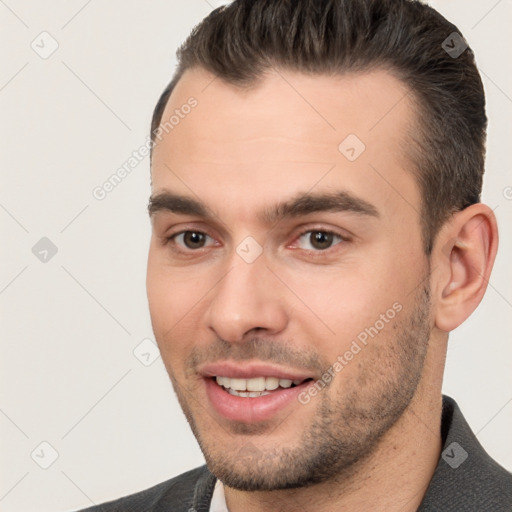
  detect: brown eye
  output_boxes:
[297,230,343,251]
[183,231,206,249]
[310,231,334,249]
[171,231,212,250]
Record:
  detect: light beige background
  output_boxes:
[0,1,510,511]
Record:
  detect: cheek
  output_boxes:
[146,249,215,367]
[146,275,192,379]
[146,251,191,346]
[283,256,413,355]
[147,245,196,318]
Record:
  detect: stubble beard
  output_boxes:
[167,284,432,491]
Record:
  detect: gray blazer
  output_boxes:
[75,396,512,511]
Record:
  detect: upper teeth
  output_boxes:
[216,376,302,391]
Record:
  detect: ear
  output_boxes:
[432,203,498,332]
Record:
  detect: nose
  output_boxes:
[204,252,288,343]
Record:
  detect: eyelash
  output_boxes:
[164,228,348,257]
[293,228,347,253]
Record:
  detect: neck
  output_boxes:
[224,344,446,512]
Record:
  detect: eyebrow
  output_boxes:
[148,190,380,224]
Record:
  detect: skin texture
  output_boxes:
[147,68,498,512]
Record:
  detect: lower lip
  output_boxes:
[204,378,311,423]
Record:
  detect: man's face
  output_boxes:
[147,68,433,490]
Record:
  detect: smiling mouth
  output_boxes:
[214,376,313,397]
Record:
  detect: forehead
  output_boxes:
[151,67,421,228]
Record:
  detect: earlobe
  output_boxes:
[434,204,498,332]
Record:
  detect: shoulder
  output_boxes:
[72,465,216,512]
[419,396,512,512]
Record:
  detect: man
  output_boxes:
[78,0,512,510]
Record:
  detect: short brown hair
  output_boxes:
[150,0,487,254]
